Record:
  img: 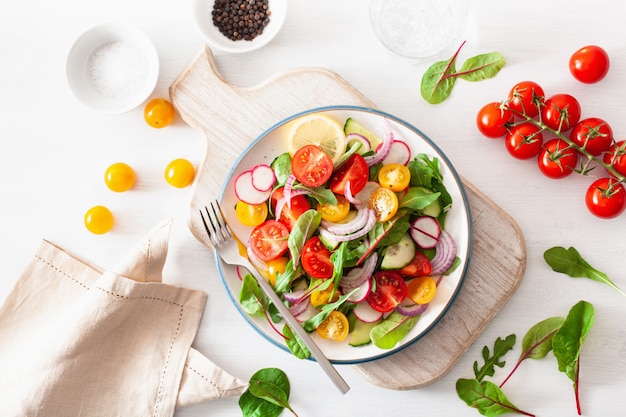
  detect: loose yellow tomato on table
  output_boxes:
[378,163,411,192]
[104,162,136,192]
[144,98,175,128]
[316,310,349,342]
[164,158,195,188]
[84,205,114,234]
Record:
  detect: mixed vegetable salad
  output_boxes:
[231,113,460,355]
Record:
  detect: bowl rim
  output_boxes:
[65,22,160,114]
[192,0,288,53]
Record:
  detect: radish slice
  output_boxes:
[430,230,457,275]
[234,170,271,205]
[353,300,383,323]
[410,216,441,249]
[345,280,371,303]
[380,140,412,165]
[396,301,428,317]
[251,164,276,192]
[346,133,371,155]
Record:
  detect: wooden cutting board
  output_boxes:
[170,47,527,390]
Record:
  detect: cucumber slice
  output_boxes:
[381,233,416,270]
[414,186,442,218]
[349,318,377,347]
[344,118,382,150]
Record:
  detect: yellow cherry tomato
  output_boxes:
[84,205,114,234]
[406,276,437,304]
[235,201,268,226]
[144,98,176,128]
[316,310,349,342]
[104,162,136,192]
[265,257,288,286]
[310,287,341,307]
[378,163,411,192]
[369,187,399,222]
[164,158,195,188]
[317,195,350,222]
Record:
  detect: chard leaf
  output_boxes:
[456,378,534,417]
[288,209,322,268]
[239,390,283,417]
[370,311,419,349]
[553,301,594,382]
[473,334,516,382]
[458,52,506,82]
[421,56,458,104]
[544,246,626,297]
[521,317,565,360]
[283,324,310,359]
[239,274,267,317]
[241,368,298,417]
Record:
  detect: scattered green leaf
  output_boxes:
[239,368,298,417]
[473,334,516,382]
[456,378,535,417]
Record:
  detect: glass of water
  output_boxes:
[370,0,469,62]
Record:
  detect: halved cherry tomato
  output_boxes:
[406,276,437,304]
[569,45,610,84]
[265,257,288,286]
[317,194,350,222]
[329,153,368,196]
[585,177,626,219]
[537,138,578,179]
[570,117,613,156]
[316,310,349,341]
[291,144,334,187]
[507,81,545,118]
[541,94,581,132]
[399,251,432,277]
[235,201,268,226]
[369,187,398,221]
[476,101,513,138]
[271,187,310,230]
[249,220,290,262]
[366,271,407,313]
[310,287,341,307]
[505,123,543,160]
[302,236,334,279]
[603,140,626,177]
[378,164,411,192]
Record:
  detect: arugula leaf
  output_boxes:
[456,378,535,417]
[370,311,419,349]
[552,301,594,415]
[473,334,516,382]
[301,290,357,332]
[544,246,626,297]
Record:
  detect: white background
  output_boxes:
[2,1,626,416]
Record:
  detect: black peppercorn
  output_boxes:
[212,0,271,41]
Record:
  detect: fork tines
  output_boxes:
[200,202,232,245]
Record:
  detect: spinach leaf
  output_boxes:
[399,187,441,211]
[283,324,311,359]
[552,301,594,415]
[239,274,267,317]
[370,311,419,349]
[270,153,292,186]
[288,209,322,267]
[544,246,626,297]
[240,368,298,417]
[294,184,337,205]
[456,378,534,417]
[473,334,516,382]
[458,52,506,82]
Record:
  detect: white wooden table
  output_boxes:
[1,1,625,416]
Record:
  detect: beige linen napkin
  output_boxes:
[0,219,247,416]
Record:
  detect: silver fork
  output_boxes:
[199,201,350,394]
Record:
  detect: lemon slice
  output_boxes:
[286,113,347,164]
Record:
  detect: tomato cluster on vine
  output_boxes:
[476,80,626,219]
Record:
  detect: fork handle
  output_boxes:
[241,258,350,394]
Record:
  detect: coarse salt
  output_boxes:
[89,40,149,99]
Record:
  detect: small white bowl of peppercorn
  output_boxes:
[192,0,287,53]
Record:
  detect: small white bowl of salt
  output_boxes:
[66,23,159,114]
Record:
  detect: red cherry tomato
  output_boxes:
[507,81,545,117]
[569,45,610,84]
[301,236,334,279]
[366,271,408,313]
[476,102,513,138]
[570,117,613,156]
[329,153,369,196]
[249,220,290,262]
[271,187,310,230]
[291,144,334,187]
[537,138,578,179]
[398,251,432,277]
[603,140,626,177]
[541,94,581,132]
[505,123,544,160]
[585,177,626,219]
